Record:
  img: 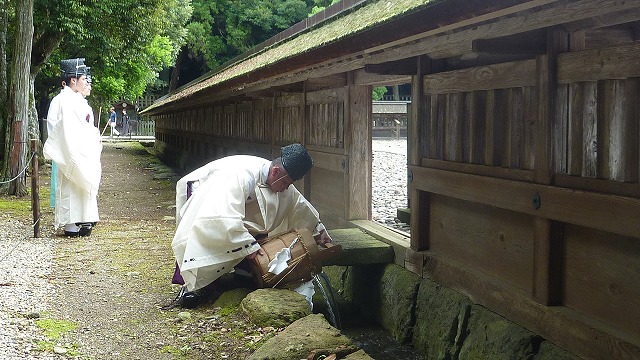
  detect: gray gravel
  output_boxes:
[0,217,57,359]
[372,138,409,232]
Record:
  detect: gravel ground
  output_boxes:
[0,218,57,359]
[372,138,409,232]
[0,138,409,359]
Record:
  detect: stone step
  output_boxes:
[322,228,394,266]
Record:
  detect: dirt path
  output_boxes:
[43,142,272,359]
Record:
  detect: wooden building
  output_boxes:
[372,100,409,137]
[141,0,640,358]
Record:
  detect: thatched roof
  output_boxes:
[143,0,440,114]
[143,0,529,115]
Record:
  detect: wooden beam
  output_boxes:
[305,73,347,91]
[472,29,546,55]
[424,59,536,94]
[421,158,534,182]
[352,68,411,86]
[558,42,640,83]
[364,57,418,75]
[408,165,640,239]
[555,173,640,198]
[562,7,640,32]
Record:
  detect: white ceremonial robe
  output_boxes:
[43,89,102,228]
[172,155,326,291]
[46,87,74,209]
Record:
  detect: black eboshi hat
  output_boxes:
[60,58,87,79]
[281,143,313,181]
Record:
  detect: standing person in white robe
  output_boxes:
[43,58,102,237]
[171,143,332,307]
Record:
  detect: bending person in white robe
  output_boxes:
[43,58,102,237]
[172,144,332,294]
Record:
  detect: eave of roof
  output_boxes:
[142,0,528,115]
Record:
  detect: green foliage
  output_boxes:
[185,0,330,72]
[310,0,340,16]
[34,0,192,108]
[372,86,388,101]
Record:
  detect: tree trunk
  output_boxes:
[0,0,8,157]
[169,49,185,92]
[1,0,34,196]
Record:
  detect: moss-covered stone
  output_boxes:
[343,349,375,360]
[321,266,349,293]
[375,264,421,343]
[240,288,311,328]
[412,279,473,359]
[459,306,541,360]
[213,288,253,309]
[247,313,357,360]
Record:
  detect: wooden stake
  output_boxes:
[31,139,40,238]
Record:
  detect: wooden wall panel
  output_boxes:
[564,225,640,338]
[444,93,463,162]
[309,167,346,229]
[599,79,639,182]
[252,99,271,142]
[213,106,223,137]
[461,91,494,166]
[424,85,535,171]
[275,94,303,144]
[565,78,639,184]
[429,194,534,292]
[237,102,251,140]
[223,104,234,138]
[307,102,345,149]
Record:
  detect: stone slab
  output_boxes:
[323,228,394,265]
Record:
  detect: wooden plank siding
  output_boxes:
[274,94,304,145]
[407,40,640,359]
[423,59,537,172]
[557,43,640,196]
[306,88,346,149]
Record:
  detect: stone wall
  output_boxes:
[322,264,580,360]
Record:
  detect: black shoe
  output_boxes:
[180,291,200,309]
[64,231,80,237]
[76,223,93,237]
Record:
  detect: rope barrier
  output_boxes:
[0,152,36,184]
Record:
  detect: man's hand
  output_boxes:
[246,247,265,260]
[314,229,333,248]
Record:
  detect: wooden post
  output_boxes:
[345,71,371,220]
[409,55,431,251]
[532,27,567,305]
[30,139,40,238]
